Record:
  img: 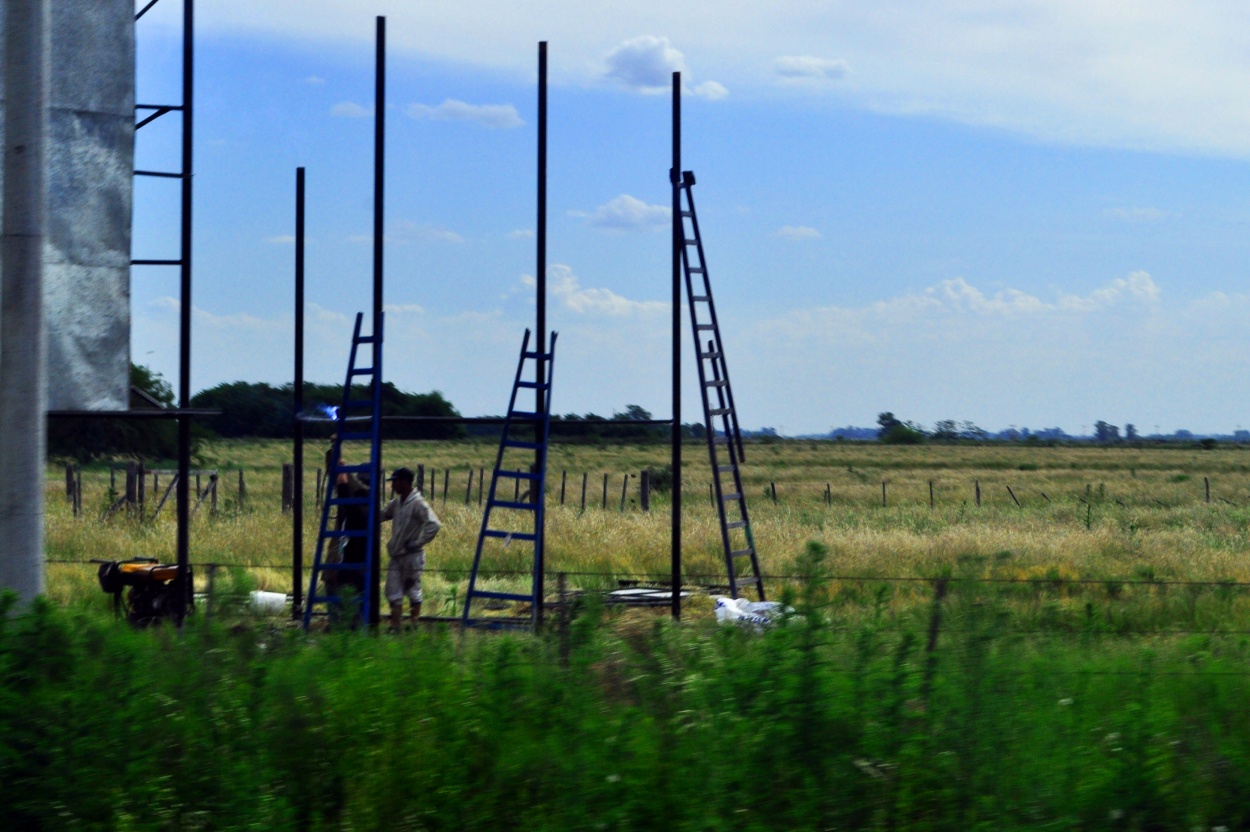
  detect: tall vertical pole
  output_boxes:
[292,167,306,619]
[670,72,682,620]
[0,0,49,604]
[174,0,195,621]
[369,16,385,628]
[534,41,548,628]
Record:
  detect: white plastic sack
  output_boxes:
[249,590,288,613]
[713,596,785,627]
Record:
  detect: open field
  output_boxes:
[20,439,1250,829]
[43,439,1250,626]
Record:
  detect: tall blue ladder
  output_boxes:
[676,170,765,600]
[462,329,557,629]
[303,312,384,629]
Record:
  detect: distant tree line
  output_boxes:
[190,381,463,440]
[854,412,1235,446]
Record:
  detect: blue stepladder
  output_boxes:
[303,312,384,629]
[462,329,557,630]
[676,170,765,601]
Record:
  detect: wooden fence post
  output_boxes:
[881,480,887,507]
[975,479,981,507]
[619,474,628,512]
[1205,476,1211,503]
[125,462,137,515]
[1006,485,1021,507]
[238,469,247,505]
[601,473,608,510]
[824,483,831,506]
[478,467,484,505]
[64,463,74,501]
[771,482,777,503]
[465,469,474,505]
[137,461,146,518]
[443,469,450,504]
[580,472,588,513]
[282,463,294,513]
[929,480,934,508]
[417,464,425,494]
[210,473,219,515]
[640,469,650,512]
[560,470,567,506]
[74,466,82,516]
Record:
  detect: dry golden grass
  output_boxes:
[43,439,1250,613]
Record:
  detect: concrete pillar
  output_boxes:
[0,0,49,604]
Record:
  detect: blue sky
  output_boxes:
[130,1,1250,435]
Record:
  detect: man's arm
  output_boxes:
[407,497,442,552]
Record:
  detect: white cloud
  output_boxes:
[196,1,1250,157]
[383,303,425,314]
[394,221,465,244]
[303,75,326,85]
[603,35,684,93]
[692,80,729,100]
[508,228,535,239]
[775,56,851,82]
[348,223,464,245]
[330,101,371,118]
[584,194,670,231]
[776,225,821,240]
[265,235,296,244]
[521,265,667,316]
[407,99,523,128]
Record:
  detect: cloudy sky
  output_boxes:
[131,1,1250,435]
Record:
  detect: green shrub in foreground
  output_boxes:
[3,584,1250,830]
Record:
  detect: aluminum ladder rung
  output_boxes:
[317,562,366,571]
[726,521,747,530]
[510,410,541,420]
[468,590,533,603]
[516,381,550,389]
[709,407,732,417]
[490,500,537,512]
[348,367,374,376]
[731,549,756,558]
[496,469,540,480]
[704,379,727,387]
[523,351,553,360]
[334,463,373,475]
[483,530,537,542]
[326,496,370,507]
[722,492,743,502]
[695,324,716,332]
[691,295,710,302]
[717,464,737,473]
[323,529,369,538]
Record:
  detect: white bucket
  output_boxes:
[249,590,288,613]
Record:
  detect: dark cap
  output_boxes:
[388,466,415,482]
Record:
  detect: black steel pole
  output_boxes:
[369,16,385,629]
[175,0,194,622]
[534,41,547,628]
[292,167,305,619]
[670,71,682,621]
